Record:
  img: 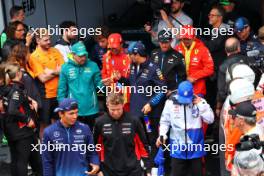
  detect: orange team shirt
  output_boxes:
[28,47,64,98]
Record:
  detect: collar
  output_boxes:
[10,81,24,89]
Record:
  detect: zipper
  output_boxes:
[64,127,70,143]
[184,105,187,159]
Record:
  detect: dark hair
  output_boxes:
[0,64,6,85]
[212,4,225,17]
[6,21,25,39]
[7,43,29,69]
[94,26,110,41]
[59,21,76,29]
[9,6,24,19]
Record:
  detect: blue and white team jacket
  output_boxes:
[159,95,214,159]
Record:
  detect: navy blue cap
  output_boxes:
[177,81,194,104]
[127,41,146,56]
[158,30,172,43]
[235,17,249,33]
[54,98,78,112]
[228,101,257,119]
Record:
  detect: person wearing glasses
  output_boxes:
[1,21,33,62]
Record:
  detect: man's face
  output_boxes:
[66,26,78,40]
[159,41,171,52]
[37,35,51,50]
[14,10,25,22]
[236,27,250,41]
[107,103,124,120]
[181,38,193,48]
[98,38,108,49]
[208,9,222,26]
[60,109,78,126]
[110,47,121,55]
[171,1,182,14]
[15,24,25,40]
[234,116,244,130]
[73,54,86,65]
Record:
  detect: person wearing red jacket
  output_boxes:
[101,33,131,111]
[175,25,214,96]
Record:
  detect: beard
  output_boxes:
[171,7,180,14]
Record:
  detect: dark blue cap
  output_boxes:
[54,98,78,112]
[177,81,194,104]
[235,17,249,33]
[158,30,172,42]
[127,41,146,56]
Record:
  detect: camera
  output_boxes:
[236,134,264,151]
[153,0,172,19]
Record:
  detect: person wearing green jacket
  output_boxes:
[57,41,103,129]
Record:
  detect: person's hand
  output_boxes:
[28,97,38,111]
[85,163,100,175]
[53,64,61,76]
[102,77,113,86]
[25,32,33,47]
[97,171,104,176]
[112,71,121,81]
[156,136,166,148]
[146,173,151,176]
[0,100,4,113]
[27,119,35,128]
[141,103,152,115]
[44,68,55,75]
[193,95,202,105]
[144,23,152,33]
[187,77,196,83]
[160,9,169,22]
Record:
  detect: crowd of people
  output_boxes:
[0,0,264,176]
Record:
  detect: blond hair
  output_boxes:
[106,92,124,105]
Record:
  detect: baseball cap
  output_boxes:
[228,101,257,119]
[54,98,78,113]
[220,0,231,6]
[108,33,122,49]
[177,81,194,104]
[71,42,88,57]
[158,30,172,43]
[234,17,249,33]
[127,41,146,56]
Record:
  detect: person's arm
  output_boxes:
[134,118,151,174]
[57,65,68,102]
[42,130,55,176]
[191,47,214,81]
[148,68,166,107]
[216,65,227,113]
[7,90,31,123]
[93,64,103,88]
[159,100,172,139]
[196,98,214,124]
[175,55,187,84]
[85,127,100,174]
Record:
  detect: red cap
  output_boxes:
[108,33,122,49]
[179,25,195,39]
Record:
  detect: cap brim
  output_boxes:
[54,107,63,113]
[178,96,193,104]
[158,39,171,43]
[228,109,237,116]
[75,51,88,57]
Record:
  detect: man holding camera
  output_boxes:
[144,0,193,48]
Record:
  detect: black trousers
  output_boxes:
[78,113,99,131]
[171,158,203,176]
[8,136,42,176]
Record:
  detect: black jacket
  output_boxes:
[151,48,186,91]
[94,112,150,175]
[3,81,34,141]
